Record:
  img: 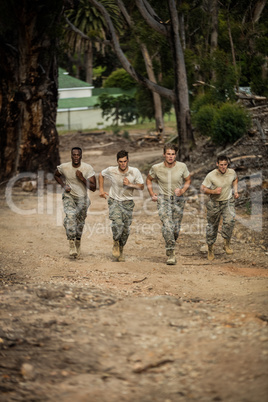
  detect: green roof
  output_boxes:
[58,96,99,109]
[58,67,93,89]
[92,87,136,96]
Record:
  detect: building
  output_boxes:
[56,68,135,131]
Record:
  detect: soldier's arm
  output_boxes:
[54,169,71,192]
[123,177,144,190]
[233,177,239,199]
[146,174,158,201]
[99,174,109,199]
[175,175,191,196]
[201,184,222,195]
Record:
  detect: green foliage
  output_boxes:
[103,69,136,90]
[135,86,172,122]
[211,50,237,101]
[192,105,218,138]
[191,92,220,114]
[111,126,121,136]
[249,54,268,97]
[97,93,138,125]
[212,103,251,145]
[122,130,130,140]
[192,99,251,146]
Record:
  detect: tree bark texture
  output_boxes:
[0,1,63,181]
[140,43,165,136]
[167,0,194,159]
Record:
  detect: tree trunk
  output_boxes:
[140,43,165,137]
[210,0,218,81]
[227,16,239,90]
[85,41,93,84]
[0,1,62,182]
[167,0,194,160]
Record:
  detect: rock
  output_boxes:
[21,363,36,380]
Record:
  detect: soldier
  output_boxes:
[146,144,191,265]
[99,150,144,262]
[201,155,239,261]
[54,147,96,258]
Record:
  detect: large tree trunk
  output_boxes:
[0,1,62,182]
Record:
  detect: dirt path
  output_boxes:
[0,141,268,401]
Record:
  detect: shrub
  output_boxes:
[191,92,220,114]
[192,104,218,137]
[211,103,251,145]
[103,68,136,90]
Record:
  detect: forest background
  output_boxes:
[0,0,267,181]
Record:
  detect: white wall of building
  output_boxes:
[57,108,116,130]
[58,87,93,99]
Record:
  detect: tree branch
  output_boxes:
[135,0,168,37]
[64,15,110,45]
[88,0,175,102]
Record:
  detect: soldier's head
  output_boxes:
[216,155,230,174]
[71,147,82,167]
[163,144,178,165]
[117,150,128,172]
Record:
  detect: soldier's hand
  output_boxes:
[214,187,222,194]
[99,191,109,199]
[174,188,183,197]
[151,193,158,202]
[123,177,130,186]
[76,170,84,180]
[234,191,239,199]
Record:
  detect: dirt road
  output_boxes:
[0,137,267,401]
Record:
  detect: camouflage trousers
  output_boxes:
[157,196,185,252]
[206,198,235,245]
[62,193,90,240]
[108,198,135,247]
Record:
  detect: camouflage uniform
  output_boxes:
[206,198,235,245]
[62,193,90,240]
[157,195,185,252]
[108,198,135,247]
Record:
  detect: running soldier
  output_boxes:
[54,147,96,258]
[99,150,144,262]
[146,144,191,265]
[201,155,239,261]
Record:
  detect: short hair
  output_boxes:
[163,143,178,154]
[117,149,128,160]
[71,147,82,155]
[217,155,229,164]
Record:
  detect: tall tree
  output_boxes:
[0,0,73,181]
[88,0,194,159]
[65,0,123,84]
[116,0,165,134]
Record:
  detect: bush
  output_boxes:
[191,92,220,114]
[211,103,251,145]
[103,68,136,90]
[192,104,218,137]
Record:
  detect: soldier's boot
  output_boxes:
[118,245,125,262]
[75,239,81,257]
[112,240,120,258]
[207,244,215,261]
[223,238,233,254]
[69,240,77,258]
[166,250,176,265]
